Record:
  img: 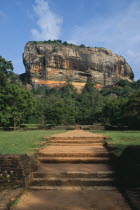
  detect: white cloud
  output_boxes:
[68,1,140,80]
[31,0,63,41]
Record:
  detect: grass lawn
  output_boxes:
[90,130,140,157]
[0,130,66,154]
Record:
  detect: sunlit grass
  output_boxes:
[0,130,66,154]
[90,130,140,156]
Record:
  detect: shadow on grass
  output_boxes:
[109,145,140,210]
[116,146,140,187]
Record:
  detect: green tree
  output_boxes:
[60,82,77,96]
[103,98,128,127]
[0,56,40,130]
[82,81,95,93]
[0,83,39,130]
[0,56,14,86]
[116,79,131,87]
[56,40,62,44]
[0,56,13,74]
[63,41,68,45]
[44,95,76,125]
[79,44,86,47]
[131,80,140,89]
[124,91,140,129]
[76,82,104,124]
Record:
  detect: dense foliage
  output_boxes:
[28,40,108,50]
[0,56,140,130]
[0,56,42,130]
[32,80,140,129]
[28,40,87,48]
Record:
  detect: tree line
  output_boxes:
[28,40,87,48]
[0,56,140,130]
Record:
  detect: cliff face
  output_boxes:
[23,42,134,90]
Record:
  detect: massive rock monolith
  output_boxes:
[23,42,134,90]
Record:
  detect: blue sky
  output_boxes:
[0,0,140,80]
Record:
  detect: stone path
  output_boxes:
[13,130,130,210]
[0,189,23,210]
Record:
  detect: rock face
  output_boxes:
[23,42,134,90]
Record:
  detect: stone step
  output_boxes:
[33,171,115,179]
[38,152,109,158]
[29,186,117,191]
[50,143,104,146]
[31,177,115,186]
[49,140,103,143]
[37,163,112,174]
[39,145,107,154]
[49,137,104,141]
[38,157,110,164]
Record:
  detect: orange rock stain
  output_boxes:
[32,78,101,91]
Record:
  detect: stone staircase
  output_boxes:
[12,131,130,209]
[49,136,104,145]
[29,130,116,190]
